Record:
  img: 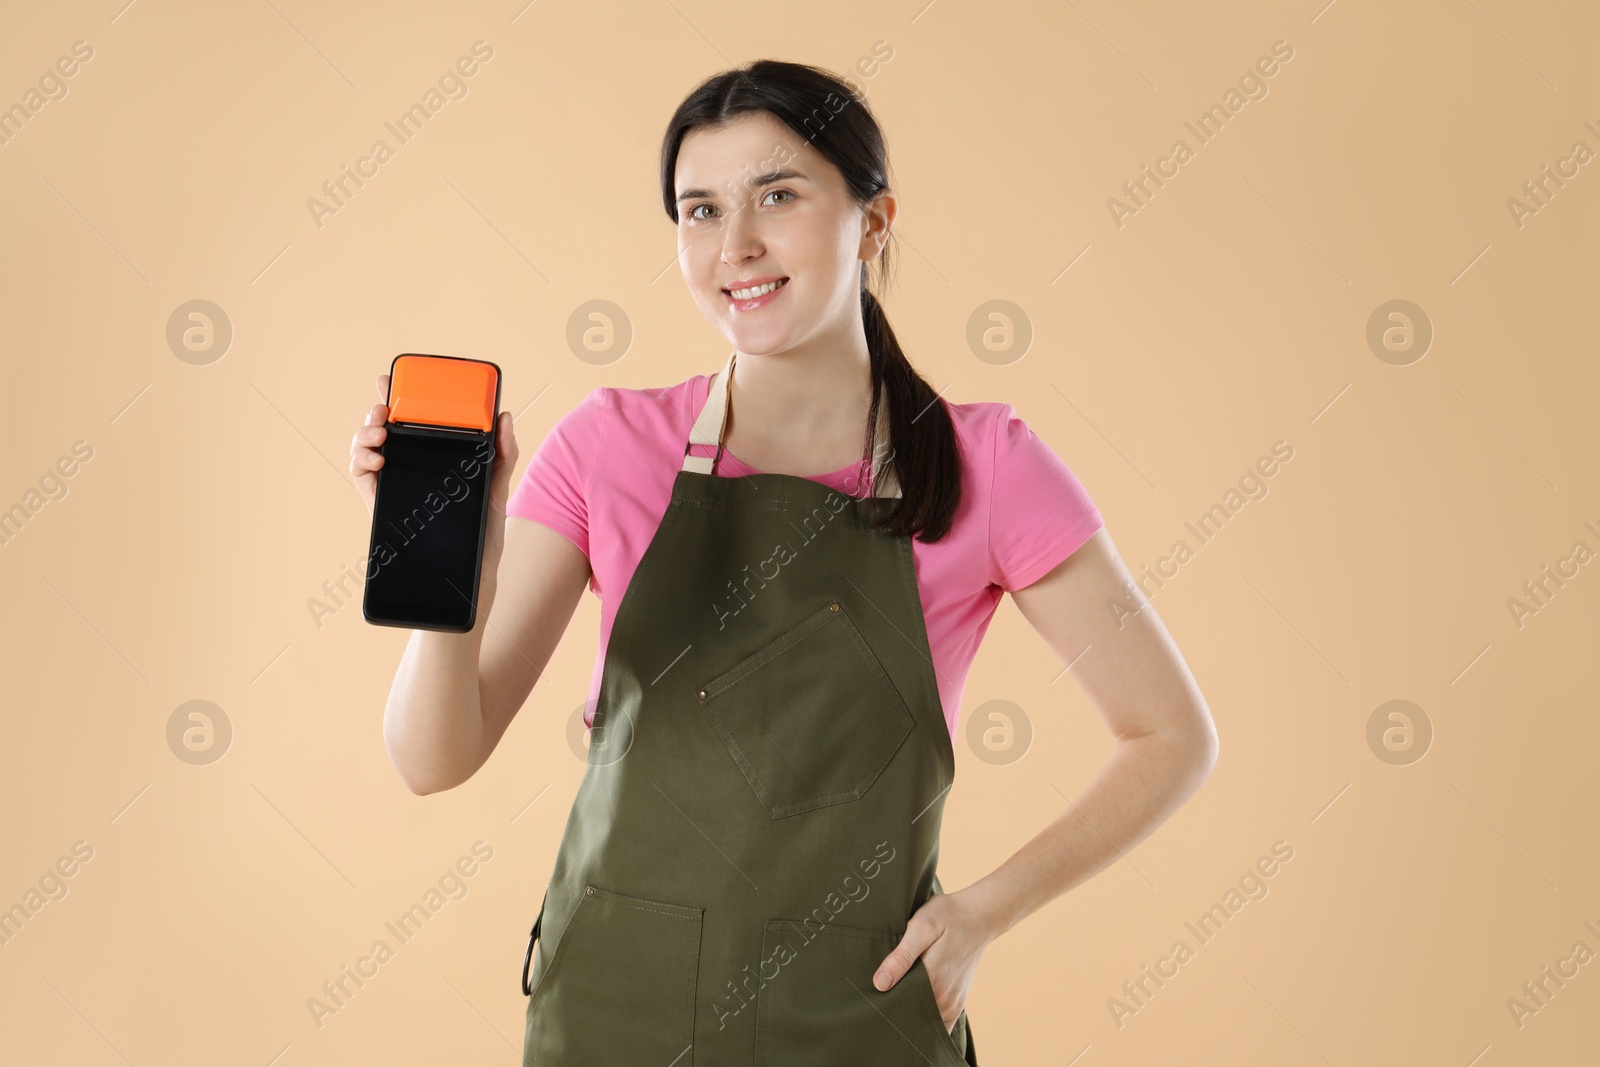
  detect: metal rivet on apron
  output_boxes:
[697,689,708,701]
[585,886,595,896]
[829,601,840,612]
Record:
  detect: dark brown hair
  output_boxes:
[658,59,961,542]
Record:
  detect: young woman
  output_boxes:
[352,60,1216,1066]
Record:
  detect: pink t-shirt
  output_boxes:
[506,372,1103,742]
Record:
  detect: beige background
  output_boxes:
[2,0,1597,1063]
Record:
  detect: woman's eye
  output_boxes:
[686,190,791,222]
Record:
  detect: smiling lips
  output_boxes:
[724,276,789,311]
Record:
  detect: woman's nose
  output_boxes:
[719,198,764,264]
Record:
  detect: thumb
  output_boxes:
[488,412,519,504]
[873,924,934,992]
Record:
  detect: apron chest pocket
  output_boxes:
[696,599,916,820]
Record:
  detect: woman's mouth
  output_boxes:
[724,277,789,312]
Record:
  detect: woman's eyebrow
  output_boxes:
[676,168,811,203]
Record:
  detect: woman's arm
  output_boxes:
[872,525,1218,1027]
[383,516,591,795]
[968,524,1219,936]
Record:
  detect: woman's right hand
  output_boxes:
[350,373,391,519]
[347,372,522,580]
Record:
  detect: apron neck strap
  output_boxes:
[681,350,901,500]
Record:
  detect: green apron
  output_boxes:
[521,349,979,1066]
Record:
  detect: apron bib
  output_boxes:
[520,350,979,1066]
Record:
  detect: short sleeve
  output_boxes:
[506,386,610,560]
[987,403,1104,591]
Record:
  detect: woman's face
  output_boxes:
[674,110,889,356]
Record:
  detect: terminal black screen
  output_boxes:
[363,427,494,632]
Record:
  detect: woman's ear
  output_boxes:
[859,189,897,260]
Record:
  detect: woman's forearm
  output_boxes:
[968,724,1218,941]
[381,578,499,795]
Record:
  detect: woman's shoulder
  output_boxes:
[940,395,1102,587]
[940,396,1039,470]
[942,396,1012,431]
[941,394,1097,512]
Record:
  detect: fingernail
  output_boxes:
[875,970,892,989]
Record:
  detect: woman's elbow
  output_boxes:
[384,715,465,796]
[1186,706,1220,781]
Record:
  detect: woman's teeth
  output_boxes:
[727,279,787,300]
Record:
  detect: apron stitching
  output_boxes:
[591,896,701,921]
[699,603,839,698]
[675,495,792,514]
[710,725,910,814]
[677,914,701,1064]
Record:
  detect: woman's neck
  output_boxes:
[722,326,876,477]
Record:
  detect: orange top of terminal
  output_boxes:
[388,355,497,432]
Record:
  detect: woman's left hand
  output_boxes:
[872,885,1000,1031]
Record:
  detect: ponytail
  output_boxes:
[862,266,961,542]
